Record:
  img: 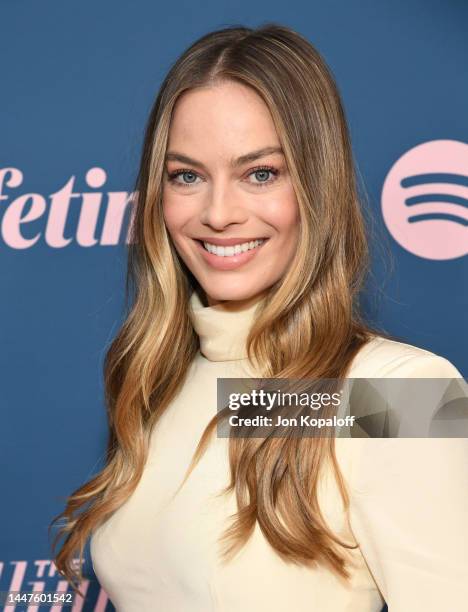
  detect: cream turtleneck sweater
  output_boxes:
[90,291,468,611]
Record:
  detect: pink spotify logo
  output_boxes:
[381,139,468,260]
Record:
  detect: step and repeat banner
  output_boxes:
[1,1,467,611]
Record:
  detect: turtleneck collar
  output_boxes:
[188,289,265,361]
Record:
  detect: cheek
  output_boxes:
[162,195,186,238]
[262,190,299,239]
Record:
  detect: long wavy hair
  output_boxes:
[50,22,394,594]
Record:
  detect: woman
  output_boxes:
[50,23,468,611]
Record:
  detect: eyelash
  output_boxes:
[166,165,280,189]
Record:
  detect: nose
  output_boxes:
[199,180,248,230]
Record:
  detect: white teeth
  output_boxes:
[202,239,265,257]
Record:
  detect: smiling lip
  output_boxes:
[194,237,269,271]
[195,236,269,246]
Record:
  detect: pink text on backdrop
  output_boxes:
[0,167,138,248]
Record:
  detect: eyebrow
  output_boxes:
[165,146,284,170]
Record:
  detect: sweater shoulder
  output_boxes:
[348,335,463,378]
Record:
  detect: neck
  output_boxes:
[189,286,267,361]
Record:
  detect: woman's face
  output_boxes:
[163,80,299,306]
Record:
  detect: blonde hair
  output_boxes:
[50,22,393,594]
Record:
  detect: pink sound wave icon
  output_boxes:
[381,139,468,260]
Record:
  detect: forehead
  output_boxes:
[167,81,280,158]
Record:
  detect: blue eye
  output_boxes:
[167,169,200,187]
[247,166,279,186]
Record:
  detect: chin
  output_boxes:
[199,279,268,304]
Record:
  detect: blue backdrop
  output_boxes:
[1,1,466,610]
